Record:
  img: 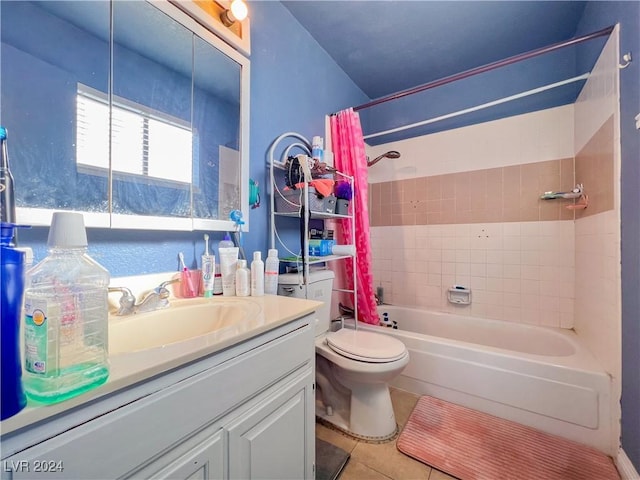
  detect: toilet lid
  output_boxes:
[325,329,407,363]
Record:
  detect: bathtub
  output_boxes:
[356,305,614,454]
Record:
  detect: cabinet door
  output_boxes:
[227,367,314,480]
[146,428,224,480]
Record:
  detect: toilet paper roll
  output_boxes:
[331,244,356,256]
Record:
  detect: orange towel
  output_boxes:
[292,179,335,197]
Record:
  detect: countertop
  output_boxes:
[1,294,321,436]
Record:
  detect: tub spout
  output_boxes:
[375,286,384,305]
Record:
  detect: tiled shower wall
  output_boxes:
[369,100,616,332]
[370,221,575,327]
[369,158,576,227]
[572,29,620,446]
[368,105,580,328]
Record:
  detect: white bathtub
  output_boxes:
[357,305,614,454]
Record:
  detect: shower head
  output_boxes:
[367,150,401,167]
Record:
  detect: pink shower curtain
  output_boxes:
[330,108,379,325]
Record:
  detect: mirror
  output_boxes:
[0,1,111,215]
[0,0,249,231]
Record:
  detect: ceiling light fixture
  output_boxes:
[220,0,248,27]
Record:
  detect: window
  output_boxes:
[76,85,192,183]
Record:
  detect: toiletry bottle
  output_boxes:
[251,251,264,297]
[235,259,250,297]
[22,212,110,404]
[1,224,27,420]
[213,264,223,295]
[218,233,234,257]
[311,136,324,163]
[219,247,239,296]
[264,249,280,295]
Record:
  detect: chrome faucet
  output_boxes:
[108,286,136,316]
[136,278,181,313]
[108,278,181,316]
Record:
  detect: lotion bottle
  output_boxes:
[251,251,264,296]
[219,247,239,296]
[235,259,250,297]
[264,249,280,295]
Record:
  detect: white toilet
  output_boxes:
[278,270,409,441]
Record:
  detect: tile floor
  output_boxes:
[316,388,459,480]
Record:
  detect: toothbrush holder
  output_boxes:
[180,269,202,298]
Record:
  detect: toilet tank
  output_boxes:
[278,270,334,336]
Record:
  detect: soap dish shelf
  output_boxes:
[448,286,471,305]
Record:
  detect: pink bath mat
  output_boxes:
[397,396,620,480]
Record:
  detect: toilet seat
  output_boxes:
[325,329,407,363]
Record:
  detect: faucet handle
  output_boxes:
[108,286,136,316]
[155,278,181,301]
[158,278,181,290]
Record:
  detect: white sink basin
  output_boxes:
[109,298,263,355]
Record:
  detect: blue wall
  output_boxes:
[361,44,585,145]
[575,2,640,471]
[14,1,368,276]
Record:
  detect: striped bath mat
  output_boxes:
[397,396,620,480]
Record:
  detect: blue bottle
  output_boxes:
[1,223,27,420]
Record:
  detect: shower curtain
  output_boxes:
[330,108,379,325]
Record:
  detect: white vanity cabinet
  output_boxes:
[1,314,315,480]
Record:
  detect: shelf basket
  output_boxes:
[275,187,336,215]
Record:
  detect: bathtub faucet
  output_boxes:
[375,286,384,305]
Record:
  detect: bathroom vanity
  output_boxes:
[0,295,319,480]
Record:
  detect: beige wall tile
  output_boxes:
[400,213,416,226]
[415,176,429,202]
[538,159,560,176]
[539,201,561,221]
[391,181,403,204]
[416,212,429,225]
[380,182,392,205]
[539,173,562,193]
[454,171,470,196]
[368,144,609,228]
[575,116,614,218]
[426,175,442,201]
[427,212,443,225]
[404,178,418,203]
[427,199,442,213]
[560,157,575,191]
[441,174,456,200]
[455,193,472,212]
[370,183,381,207]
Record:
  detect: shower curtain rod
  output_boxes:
[363,73,589,140]
[353,25,614,112]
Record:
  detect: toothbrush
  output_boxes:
[204,233,210,256]
[179,252,197,297]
